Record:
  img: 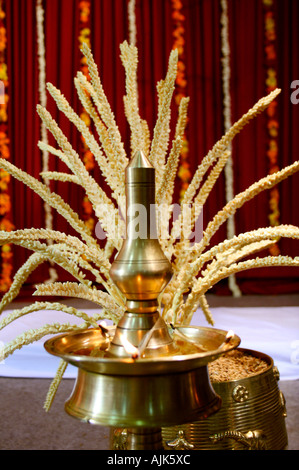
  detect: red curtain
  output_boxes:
[2,0,299,297]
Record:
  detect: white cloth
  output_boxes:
[1,305,299,380]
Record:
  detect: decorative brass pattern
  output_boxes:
[166,430,195,450]
[273,365,280,381]
[279,391,287,418]
[209,430,267,450]
[232,384,249,402]
[162,349,288,450]
[112,428,128,450]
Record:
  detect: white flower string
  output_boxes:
[220,0,241,297]
[128,0,137,46]
[36,0,58,283]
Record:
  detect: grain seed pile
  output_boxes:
[208,350,269,382]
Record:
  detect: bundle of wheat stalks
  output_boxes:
[0,41,298,409]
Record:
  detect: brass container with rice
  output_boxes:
[161,348,288,450]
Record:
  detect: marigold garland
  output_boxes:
[78,0,95,232]
[171,0,191,200]
[263,0,280,255]
[0,0,13,292]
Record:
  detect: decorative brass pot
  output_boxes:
[111,348,288,450]
[162,348,288,450]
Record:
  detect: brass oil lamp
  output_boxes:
[44,151,240,450]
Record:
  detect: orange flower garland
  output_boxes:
[0,0,13,292]
[171,0,191,200]
[78,0,95,232]
[263,0,280,255]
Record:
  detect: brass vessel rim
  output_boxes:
[44,325,241,376]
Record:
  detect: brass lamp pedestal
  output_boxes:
[44,151,240,450]
[107,150,175,360]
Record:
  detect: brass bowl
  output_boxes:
[161,348,288,450]
[44,326,240,428]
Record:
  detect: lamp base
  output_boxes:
[126,428,163,450]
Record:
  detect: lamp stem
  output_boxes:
[126,427,163,450]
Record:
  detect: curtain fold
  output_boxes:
[1,0,298,296]
[6,0,46,284]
